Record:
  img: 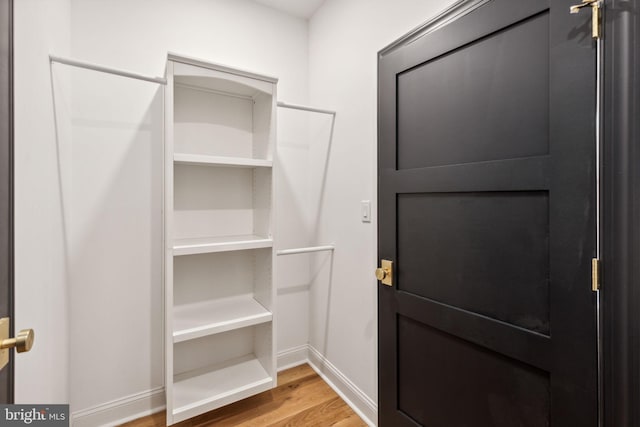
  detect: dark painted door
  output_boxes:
[0,0,13,403]
[378,0,597,425]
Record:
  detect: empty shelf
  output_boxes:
[174,153,273,168]
[173,235,273,256]
[174,295,272,343]
[173,355,273,423]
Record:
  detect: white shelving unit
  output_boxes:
[165,53,278,425]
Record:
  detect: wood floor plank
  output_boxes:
[122,411,166,427]
[119,364,366,427]
[199,377,336,426]
[276,363,317,386]
[188,372,325,426]
[267,396,366,427]
[331,413,370,427]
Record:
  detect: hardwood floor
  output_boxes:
[120,364,367,427]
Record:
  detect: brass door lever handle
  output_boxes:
[0,329,35,353]
[0,318,35,371]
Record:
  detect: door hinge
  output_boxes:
[592,258,601,291]
[570,0,602,40]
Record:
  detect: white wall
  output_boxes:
[16,0,310,423]
[14,0,71,403]
[14,0,464,424]
[307,0,458,416]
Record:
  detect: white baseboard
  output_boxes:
[277,344,310,371]
[306,346,378,427]
[71,346,377,427]
[71,387,165,427]
[277,344,378,427]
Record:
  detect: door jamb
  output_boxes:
[0,0,14,403]
[602,1,640,425]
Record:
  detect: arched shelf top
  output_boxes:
[169,53,276,98]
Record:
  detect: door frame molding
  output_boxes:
[602,1,640,425]
[0,0,14,403]
[378,0,490,58]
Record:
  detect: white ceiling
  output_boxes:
[252,0,326,19]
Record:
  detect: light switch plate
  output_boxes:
[361,200,371,223]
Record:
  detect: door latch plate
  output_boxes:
[375,259,393,286]
[0,318,9,370]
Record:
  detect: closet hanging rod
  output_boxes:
[277,101,336,116]
[276,245,335,256]
[49,55,167,85]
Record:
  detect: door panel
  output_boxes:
[379,0,597,425]
[397,11,549,169]
[398,316,550,427]
[398,191,550,334]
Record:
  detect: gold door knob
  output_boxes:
[375,267,389,281]
[0,329,34,353]
[375,259,393,286]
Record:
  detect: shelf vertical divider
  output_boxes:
[164,60,175,425]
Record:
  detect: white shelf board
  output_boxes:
[174,153,272,168]
[173,235,273,256]
[173,355,273,423]
[174,295,272,343]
